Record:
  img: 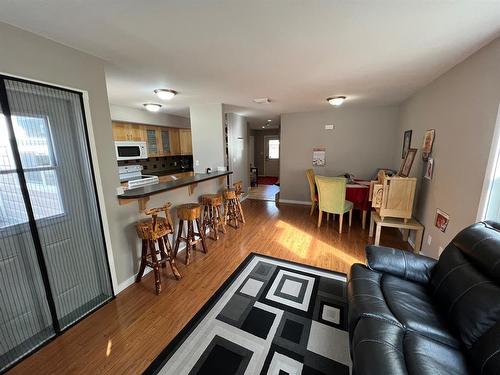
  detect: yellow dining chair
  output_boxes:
[306,169,318,216]
[315,176,353,233]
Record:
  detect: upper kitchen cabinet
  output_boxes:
[112,121,145,142]
[179,129,192,155]
[169,128,181,155]
[145,126,161,157]
[112,122,192,156]
[160,128,171,155]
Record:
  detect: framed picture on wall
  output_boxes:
[424,158,434,180]
[435,209,450,233]
[402,130,412,159]
[399,148,417,177]
[422,129,435,161]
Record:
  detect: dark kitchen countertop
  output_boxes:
[149,168,194,177]
[117,170,232,199]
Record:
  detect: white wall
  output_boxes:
[190,103,225,173]
[226,113,249,192]
[110,104,190,128]
[393,37,500,258]
[0,22,228,292]
[0,22,121,288]
[280,106,400,202]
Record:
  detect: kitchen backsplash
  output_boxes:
[117,155,193,174]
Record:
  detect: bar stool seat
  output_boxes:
[173,203,208,265]
[200,194,226,240]
[135,203,181,295]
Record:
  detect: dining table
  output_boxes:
[345,179,371,229]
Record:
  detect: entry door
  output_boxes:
[0,77,113,372]
[264,135,280,177]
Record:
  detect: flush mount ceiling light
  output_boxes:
[253,98,271,104]
[267,119,272,122]
[143,103,162,112]
[154,89,177,101]
[327,96,346,106]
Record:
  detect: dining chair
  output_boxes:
[306,169,318,216]
[315,176,353,233]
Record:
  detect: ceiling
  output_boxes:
[1,1,499,129]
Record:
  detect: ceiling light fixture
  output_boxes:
[143,103,162,112]
[267,119,272,122]
[253,98,271,104]
[327,96,346,106]
[154,89,177,101]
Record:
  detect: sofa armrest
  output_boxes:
[366,245,437,285]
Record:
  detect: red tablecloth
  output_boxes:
[346,183,370,211]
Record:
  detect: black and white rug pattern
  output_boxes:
[145,253,351,375]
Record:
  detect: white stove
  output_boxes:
[118,165,159,189]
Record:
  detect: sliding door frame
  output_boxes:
[0,74,115,372]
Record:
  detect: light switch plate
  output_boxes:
[325,124,335,130]
[427,235,432,245]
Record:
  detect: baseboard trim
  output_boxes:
[279,199,311,206]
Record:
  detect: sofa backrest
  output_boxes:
[430,221,500,373]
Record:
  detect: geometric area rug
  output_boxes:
[144,253,351,375]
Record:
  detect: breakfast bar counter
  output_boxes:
[118,170,232,211]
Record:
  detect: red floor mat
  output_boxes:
[257,176,279,185]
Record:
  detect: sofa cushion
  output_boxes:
[468,321,500,375]
[351,317,470,375]
[431,225,500,348]
[382,274,460,348]
[351,317,407,375]
[348,263,401,333]
[403,331,472,375]
[348,264,460,348]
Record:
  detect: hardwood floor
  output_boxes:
[8,200,410,375]
[247,184,280,201]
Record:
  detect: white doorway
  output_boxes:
[263,135,280,177]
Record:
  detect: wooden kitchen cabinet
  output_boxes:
[169,128,181,155]
[112,122,192,156]
[145,126,161,157]
[179,129,192,155]
[112,122,145,142]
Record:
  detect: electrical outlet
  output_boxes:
[325,124,335,130]
[195,160,200,166]
[427,235,432,246]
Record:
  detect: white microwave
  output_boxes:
[115,141,148,161]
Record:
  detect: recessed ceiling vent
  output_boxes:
[253,98,271,104]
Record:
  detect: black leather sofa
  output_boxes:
[347,221,500,375]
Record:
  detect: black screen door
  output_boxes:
[0,77,113,372]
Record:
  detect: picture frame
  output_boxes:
[312,148,326,166]
[402,130,412,159]
[399,148,417,177]
[424,157,434,180]
[435,209,449,233]
[422,129,435,161]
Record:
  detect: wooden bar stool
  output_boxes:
[223,189,241,229]
[233,181,246,224]
[200,194,226,240]
[135,203,181,295]
[173,203,208,265]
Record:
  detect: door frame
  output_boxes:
[263,135,280,177]
[0,71,118,293]
[0,73,116,372]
